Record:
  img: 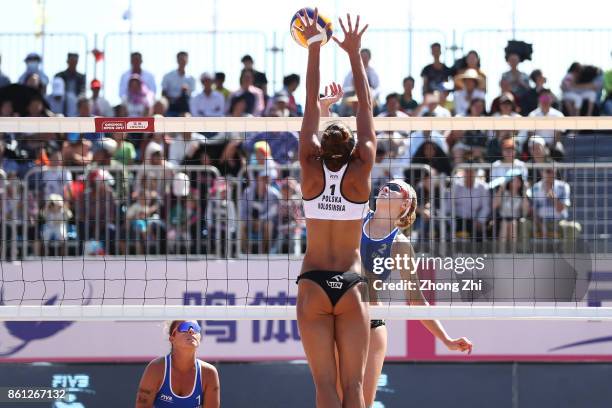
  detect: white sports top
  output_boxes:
[302,162,369,220]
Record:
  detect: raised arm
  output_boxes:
[333,14,376,167]
[298,8,326,164]
[320,82,344,117]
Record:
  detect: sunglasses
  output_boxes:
[381,183,408,198]
[173,321,201,335]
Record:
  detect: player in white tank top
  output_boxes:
[295,10,377,407]
[302,162,369,220]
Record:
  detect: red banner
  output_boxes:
[94,117,155,133]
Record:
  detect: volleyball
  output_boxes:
[290,7,333,48]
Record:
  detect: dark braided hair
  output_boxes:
[320,122,355,167]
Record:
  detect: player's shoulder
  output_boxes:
[199,361,220,387]
[140,356,166,389]
[145,356,166,376]
[393,231,415,252]
[395,230,411,243]
[199,360,218,375]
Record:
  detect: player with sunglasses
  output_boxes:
[359,179,473,406]
[135,320,220,408]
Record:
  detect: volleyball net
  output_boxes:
[1,116,612,320]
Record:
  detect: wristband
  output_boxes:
[307,33,325,46]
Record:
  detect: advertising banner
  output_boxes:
[1,259,611,362]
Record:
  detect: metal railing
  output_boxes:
[1,160,610,259]
[438,162,609,255]
[3,26,611,109]
[101,30,268,105]
[280,27,447,103]
[0,32,89,92]
[18,164,220,259]
[0,159,612,259]
[0,170,6,259]
[461,28,612,105]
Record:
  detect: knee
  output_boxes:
[341,379,363,399]
[313,378,338,396]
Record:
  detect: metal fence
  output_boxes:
[14,164,220,259]
[440,162,607,255]
[280,28,447,104]
[461,28,612,104]
[0,169,7,260]
[101,30,268,105]
[2,26,610,107]
[0,160,610,260]
[0,32,89,92]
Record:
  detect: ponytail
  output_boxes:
[393,180,417,229]
[395,195,417,229]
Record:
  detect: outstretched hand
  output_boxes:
[445,337,473,354]
[295,7,329,47]
[320,82,344,111]
[333,14,368,54]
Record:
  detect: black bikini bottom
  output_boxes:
[370,319,386,329]
[297,270,365,307]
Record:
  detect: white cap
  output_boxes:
[144,142,163,160]
[200,72,214,81]
[529,135,547,151]
[172,172,190,197]
[100,137,118,155]
[46,193,64,205]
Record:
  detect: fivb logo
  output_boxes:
[329,174,339,179]
[159,394,173,402]
[52,374,89,388]
[327,275,343,289]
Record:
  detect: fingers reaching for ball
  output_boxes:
[291,7,333,48]
[333,14,368,54]
[297,8,321,44]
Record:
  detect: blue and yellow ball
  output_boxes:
[290,8,333,48]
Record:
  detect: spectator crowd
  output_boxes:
[0,42,609,257]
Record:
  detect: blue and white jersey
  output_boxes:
[360,211,400,281]
[154,354,203,407]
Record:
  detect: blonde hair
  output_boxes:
[391,180,417,229]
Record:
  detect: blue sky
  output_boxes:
[1,0,611,105]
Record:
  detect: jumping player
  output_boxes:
[295,9,376,408]
[361,180,473,406]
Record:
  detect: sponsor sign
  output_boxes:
[94,117,154,133]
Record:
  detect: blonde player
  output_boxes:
[360,180,473,405]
